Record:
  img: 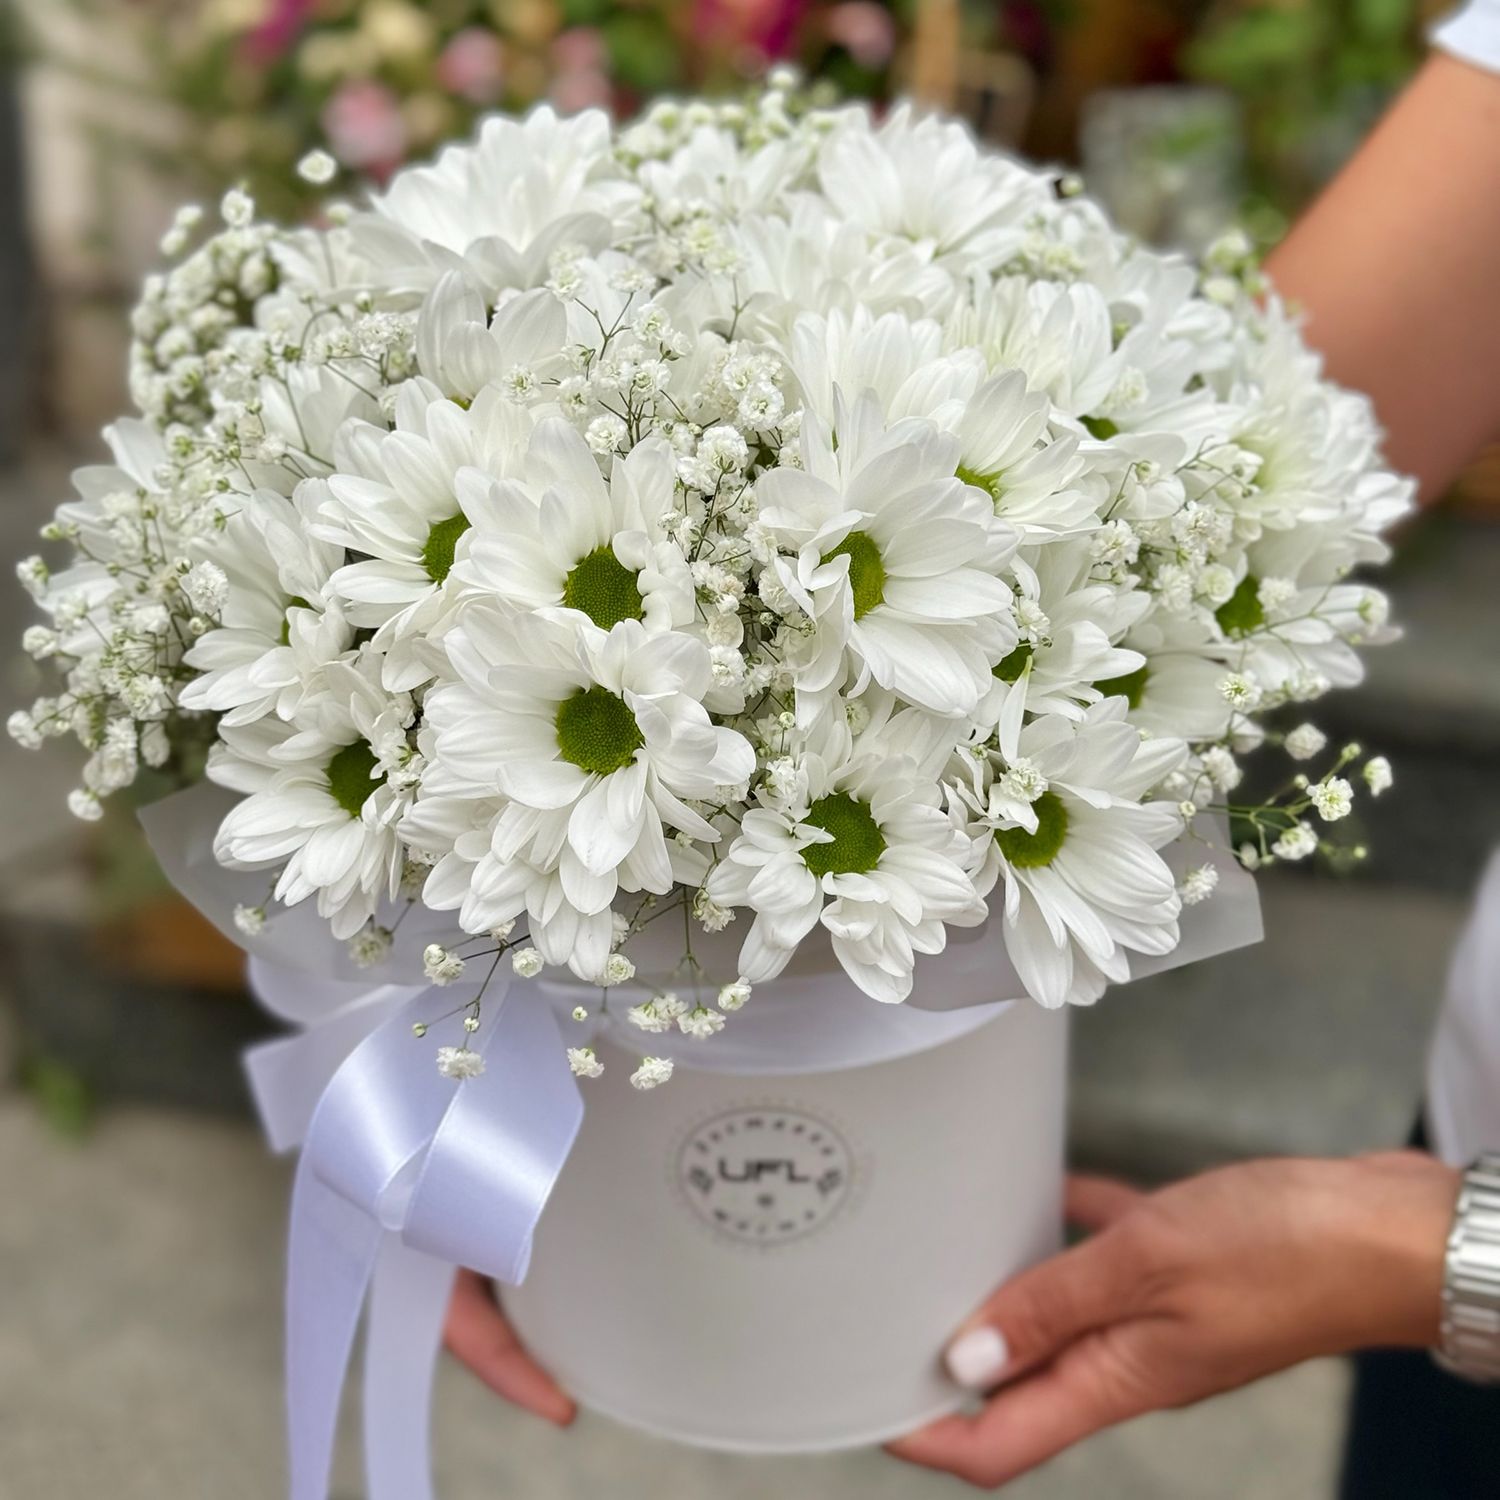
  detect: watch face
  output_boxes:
[675,1105,856,1246]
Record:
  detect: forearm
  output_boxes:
[1264,53,1500,503]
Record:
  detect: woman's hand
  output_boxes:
[443,1268,576,1427]
[888,1153,1460,1490]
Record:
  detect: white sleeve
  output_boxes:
[1432,0,1500,72]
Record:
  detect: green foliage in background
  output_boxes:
[1185,0,1421,229]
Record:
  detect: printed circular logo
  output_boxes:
[676,1106,855,1245]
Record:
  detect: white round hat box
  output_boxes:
[501,993,1068,1452]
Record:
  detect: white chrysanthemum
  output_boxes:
[180,489,351,726]
[418,607,753,979]
[354,107,640,293]
[414,276,569,403]
[210,656,415,939]
[708,718,982,1003]
[458,419,695,636]
[817,105,1048,288]
[756,394,1018,718]
[980,540,1150,753]
[308,381,533,687]
[966,701,1187,1008]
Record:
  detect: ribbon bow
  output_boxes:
[247,963,583,1500]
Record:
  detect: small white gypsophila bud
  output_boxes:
[489,919,516,942]
[411,1022,428,1038]
[718,980,752,1012]
[67,788,104,822]
[296,149,338,185]
[1257,576,1297,615]
[628,999,672,1033]
[845,698,871,733]
[220,187,254,227]
[692,886,734,932]
[999,758,1047,803]
[22,626,58,660]
[630,1056,674,1090]
[1200,746,1241,792]
[1284,723,1327,762]
[463,1015,481,1034]
[16,555,48,594]
[568,1047,604,1079]
[679,1005,726,1039]
[422,944,466,985]
[1179,864,1220,906]
[571,1005,589,1023]
[348,926,394,968]
[601,952,636,986]
[436,1046,485,1081]
[1309,777,1354,822]
[182,560,229,615]
[1177,800,1198,822]
[1218,672,1261,711]
[1363,756,1393,797]
[1237,843,1262,871]
[1272,822,1319,862]
[233,904,267,937]
[1343,741,1363,759]
[585,413,627,454]
[511,947,544,978]
[8,711,41,750]
[1196,564,1236,607]
[698,423,750,473]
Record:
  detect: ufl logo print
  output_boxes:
[676,1106,854,1245]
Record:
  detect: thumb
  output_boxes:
[944,1225,1141,1392]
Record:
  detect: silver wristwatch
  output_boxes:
[1435,1151,1500,1384]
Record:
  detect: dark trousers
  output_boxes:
[1338,1118,1500,1499]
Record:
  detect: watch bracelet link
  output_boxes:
[1436,1151,1500,1384]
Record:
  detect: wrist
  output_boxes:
[1336,1152,1461,1349]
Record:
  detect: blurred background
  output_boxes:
[1,2,1498,1497]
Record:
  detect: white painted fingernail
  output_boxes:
[946,1326,1008,1389]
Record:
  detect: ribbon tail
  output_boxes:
[363,1236,456,1500]
[285,1154,384,1500]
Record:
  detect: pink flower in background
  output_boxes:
[552,26,609,74]
[694,0,810,61]
[436,28,507,105]
[243,0,315,66]
[825,2,896,68]
[550,27,612,112]
[322,80,409,178]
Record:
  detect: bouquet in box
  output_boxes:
[13,88,1403,1064]
[11,78,1411,1484]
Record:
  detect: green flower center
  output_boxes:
[800,792,887,878]
[993,641,1034,683]
[325,741,385,818]
[421,514,471,584]
[278,595,311,646]
[1081,415,1119,441]
[994,790,1070,869]
[555,686,644,776]
[1095,662,1150,709]
[956,463,1002,499]
[1215,574,1265,638]
[822,530,886,620]
[562,545,645,630]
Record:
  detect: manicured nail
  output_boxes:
[946,1326,1008,1389]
